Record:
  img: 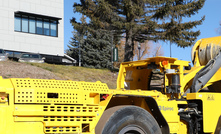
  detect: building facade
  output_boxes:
[0,0,66,62]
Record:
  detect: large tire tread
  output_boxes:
[95,105,162,134]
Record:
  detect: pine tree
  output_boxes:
[81,30,112,68]
[68,16,112,68]
[66,30,82,64]
[73,0,205,62]
[67,15,87,66]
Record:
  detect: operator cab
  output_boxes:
[117,57,190,99]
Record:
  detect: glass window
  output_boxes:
[29,17,36,33]
[0,49,4,54]
[21,54,30,58]
[14,14,21,31]
[14,13,58,37]
[22,15,28,32]
[31,54,40,58]
[36,18,43,34]
[50,20,57,37]
[44,19,50,36]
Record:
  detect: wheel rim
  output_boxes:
[118,125,147,134]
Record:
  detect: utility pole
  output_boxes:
[170,41,172,57]
[138,42,141,60]
[111,32,114,70]
[169,36,172,57]
[79,37,82,67]
[79,44,81,66]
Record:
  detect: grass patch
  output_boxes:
[27,63,118,89]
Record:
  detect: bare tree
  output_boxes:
[114,39,164,68]
[153,43,164,57]
[134,41,164,60]
[216,21,221,35]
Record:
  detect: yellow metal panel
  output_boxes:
[0,77,112,134]
[14,122,44,134]
[182,66,203,92]
[169,123,180,133]
[187,93,221,133]
[13,105,99,116]
[11,78,109,105]
[111,89,161,97]
[0,105,7,134]
[44,126,80,134]
[157,100,180,133]
[178,121,188,134]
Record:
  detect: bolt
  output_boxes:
[15,107,18,110]
[97,113,99,116]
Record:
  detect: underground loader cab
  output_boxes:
[117,57,190,99]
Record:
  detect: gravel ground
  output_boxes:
[0,60,62,80]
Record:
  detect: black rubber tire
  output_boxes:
[95,106,162,134]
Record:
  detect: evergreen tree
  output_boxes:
[81,30,112,68]
[73,0,205,62]
[67,15,87,66]
[68,16,112,68]
[66,30,82,64]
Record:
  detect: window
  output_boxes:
[36,18,43,34]
[0,49,5,54]
[21,54,40,59]
[14,12,59,37]
[14,14,21,31]
[22,15,28,32]
[44,19,50,36]
[51,20,57,37]
[29,17,36,33]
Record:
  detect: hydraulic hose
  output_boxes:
[191,51,221,92]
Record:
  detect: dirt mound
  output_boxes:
[0,61,61,80]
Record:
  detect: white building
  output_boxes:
[0,0,75,63]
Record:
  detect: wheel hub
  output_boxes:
[118,125,147,134]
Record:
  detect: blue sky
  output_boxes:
[64,0,221,62]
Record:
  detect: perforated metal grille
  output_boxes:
[15,90,84,104]
[12,78,108,133]
[13,78,110,104]
[43,106,99,113]
[45,126,78,133]
[14,105,101,133]
[13,79,80,90]
[16,90,34,103]
[35,92,82,103]
[43,116,94,122]
[80,82,109,92]
[41,106,99,133]
[57,92,80,103]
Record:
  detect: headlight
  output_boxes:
[18,59,25,62]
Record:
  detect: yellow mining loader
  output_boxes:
[1,36,221,134]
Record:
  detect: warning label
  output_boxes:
[207,94,215,101]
